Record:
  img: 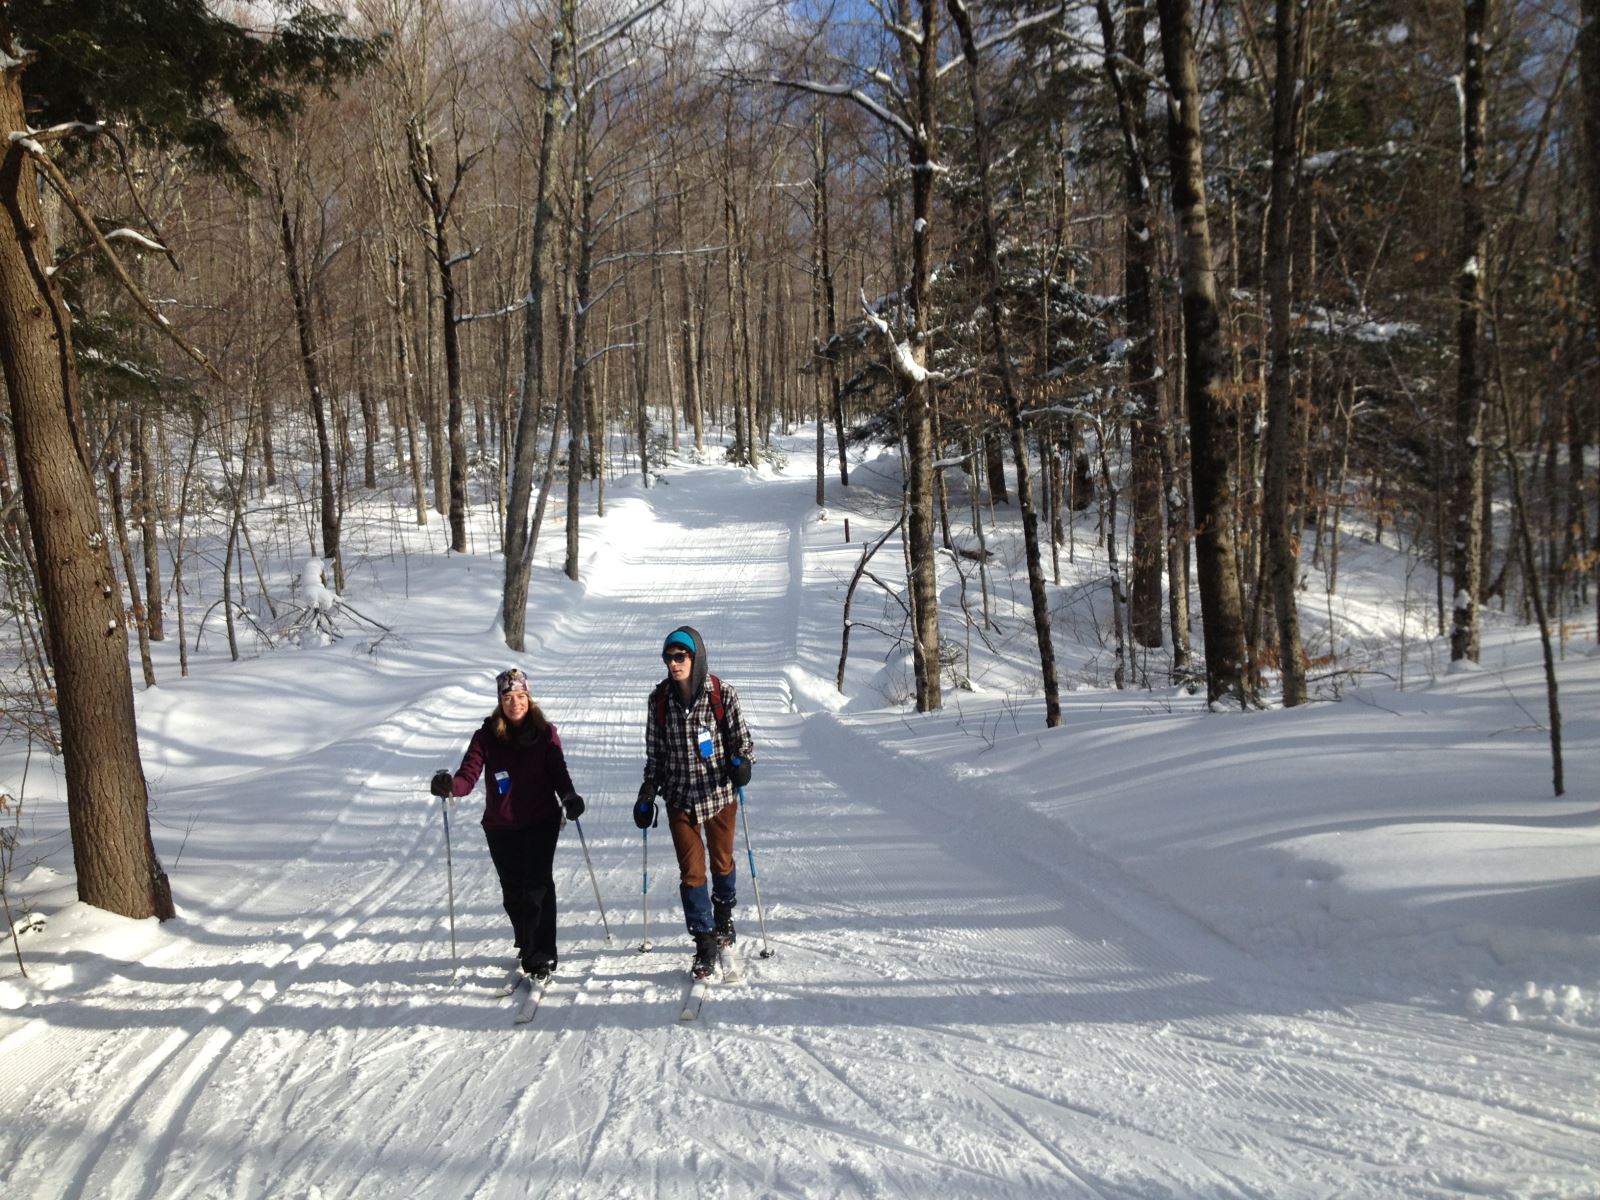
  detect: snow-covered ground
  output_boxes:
[1,433,1596,1198]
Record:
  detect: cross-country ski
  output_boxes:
[678,976,709,1022]
[511,971,549,1025]
[490,964,526,998]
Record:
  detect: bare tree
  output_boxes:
[1156,0,1254,706]
[778,0,944,710]
[1583,0,1600,641]
[1450,0,1492,663]
[947,0,1060,727]
[504,0,576,647]
[272,159,344,590]
[502,0,665,644]
[1096,0,1167,654]
[1263,0,1311,705]
[407,107,480,553]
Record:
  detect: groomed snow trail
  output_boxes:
[1,463,1595,1199]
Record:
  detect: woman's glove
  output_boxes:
[633,782,658,829]
[430,770,454,798]
[726,756,752,788]
[562,793,585,820]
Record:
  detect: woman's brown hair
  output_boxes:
[486,700,550,746]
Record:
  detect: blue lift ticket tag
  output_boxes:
[696,727,715,760]
[495,770,511,795]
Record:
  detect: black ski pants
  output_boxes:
[483,818,561,971]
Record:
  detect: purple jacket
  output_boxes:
[447,717,575,830]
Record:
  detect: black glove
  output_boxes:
[633,782,659,830]
[726,756,752,788]
[562,793,585,820]
[430,770,454,798]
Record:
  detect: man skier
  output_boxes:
[636,626,755,979]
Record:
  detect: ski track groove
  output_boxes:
[10,703,464,1198]
[748,1036,1049,1200]
[965,1080,1122,1199]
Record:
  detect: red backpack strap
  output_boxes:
[652,680,668,731]
[708,674,725,726]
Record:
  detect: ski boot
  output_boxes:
[714,900,737,948]
[691,932,719,980]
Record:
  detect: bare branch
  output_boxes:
[18,139,222,382]
[577,0,669,58]
[767,78,915,143]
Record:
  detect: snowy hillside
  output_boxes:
[1,437,1596,1199]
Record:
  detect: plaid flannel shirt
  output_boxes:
[644,676,754,826]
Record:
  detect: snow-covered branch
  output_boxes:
[582,341,639,368]
[577,0,668,59]
[767,78,915,144]
[455,298,528,324]
[577,274,626,316]
[104,228,169,253]
[936,4,1067,78]
[861,290,943,386]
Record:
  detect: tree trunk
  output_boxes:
[1579,0,1599,635]
[395,249,429,528]
[357,252,380,491]
[671,162,705,454]
[565,115,594,583]
[134,410,164,641]
[1450,0,1491,663]
[273,165,343,590]
[1097,0,1166,650]
[1264,0,1310,705]
[902,0,942,712]
[503,0,572,648]
[815,112,848,487]
[407,121,468,553]
[106,433,156,688]
[1156,0,1254,705]
[0,63,172,920]
[811,109,829,504]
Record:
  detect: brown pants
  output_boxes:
[668,800,737,889]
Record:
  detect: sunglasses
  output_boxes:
[662,651,691,664]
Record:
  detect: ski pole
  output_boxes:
[639,829,652,953]
[571,818,613,944]
[437,795,460,981]
[736,786,774,958]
